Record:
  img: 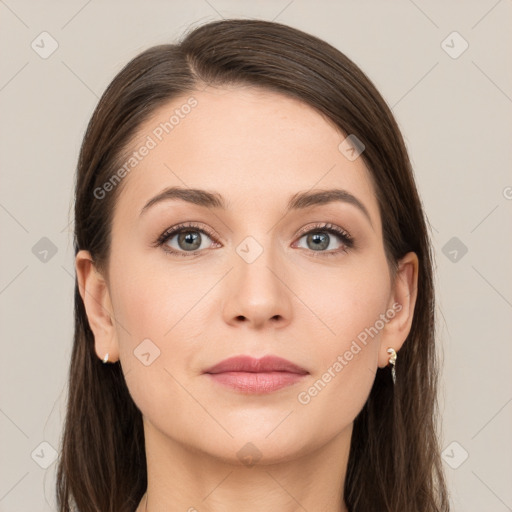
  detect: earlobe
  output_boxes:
[75,250,119,363]
[378,251,419,368]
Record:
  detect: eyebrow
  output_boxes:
[139,186,373,228]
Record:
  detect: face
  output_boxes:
[78,85,417,465]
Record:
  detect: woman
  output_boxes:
[57,18,450,512]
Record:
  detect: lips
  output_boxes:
[203,355,309,394]
[203,355,309,375]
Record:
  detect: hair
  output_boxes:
[57,18,450,512]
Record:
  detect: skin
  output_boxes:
[76,85,418,512]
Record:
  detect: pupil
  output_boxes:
[179,231,200,250]
[309,233,328,250]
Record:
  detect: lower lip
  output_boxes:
[205,371,307,393]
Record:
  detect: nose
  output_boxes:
[221,242,293,330]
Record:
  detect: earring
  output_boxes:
[387,348,397,385]
[102,352,109,364]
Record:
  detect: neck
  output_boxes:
[136,420,352,512]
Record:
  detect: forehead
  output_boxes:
[112,86,380,228]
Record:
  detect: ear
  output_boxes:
[378,251,419,368]
[75,250,119,363]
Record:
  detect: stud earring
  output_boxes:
[102,352,109,364]
[387,347,397,385]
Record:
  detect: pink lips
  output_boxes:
[203,355,309,394]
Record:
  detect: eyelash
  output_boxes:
[153,222,354,258]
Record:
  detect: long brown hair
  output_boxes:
[57,18,450,511]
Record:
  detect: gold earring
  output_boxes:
[102,352,109,364]
[387,348,397,385]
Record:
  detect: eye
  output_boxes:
[154,222,219,257]
[293,223,354,256]
[153,221,354,258]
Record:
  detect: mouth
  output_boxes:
[203,355,309,394]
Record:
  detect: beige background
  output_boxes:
[1,1,511,510]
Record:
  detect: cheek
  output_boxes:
[109,246,199,340]
[108,259,204,427]
[108,250,211,368]
[303,254,391,348]
[294,259,390,413]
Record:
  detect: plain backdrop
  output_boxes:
[1,1,511,511]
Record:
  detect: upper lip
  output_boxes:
[203,355,309,375]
